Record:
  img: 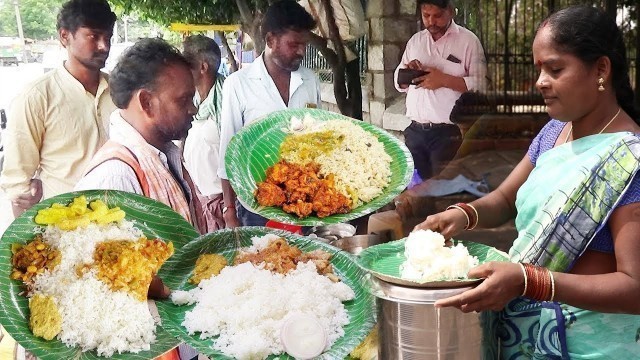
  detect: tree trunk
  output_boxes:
[312,0,363,119]
[217,30,239,72]
[235,0,265,54]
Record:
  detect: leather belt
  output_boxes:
[410,120,457,130]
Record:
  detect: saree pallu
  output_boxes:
[496,133,640,359]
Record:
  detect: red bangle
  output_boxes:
[446,204,470,229]
[466,203,479,229]
[522,263,553,302]
[447,203,478,230]
[457,203,478,229]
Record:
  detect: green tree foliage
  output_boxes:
[110,0,269,27]
[0,0,66,40]
[111,0,363,118]
[110,0,271,52]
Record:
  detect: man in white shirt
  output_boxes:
[218,0,321,228]
[182,35,227,232]
[0,0,116,217]
[394,0,487,180]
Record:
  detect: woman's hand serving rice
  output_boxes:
[433,262,525,312]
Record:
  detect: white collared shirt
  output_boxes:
[394,21,487,124]
[75,111,190,196]
[183,79,224,196]
[217,55,321,179]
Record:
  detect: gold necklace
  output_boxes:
[563,107,622,144]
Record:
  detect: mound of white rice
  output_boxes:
[244,233,281,253]
[282,116,392,205]
[172,237,355,360]
[32,221,157,357]
[401,230,479,282]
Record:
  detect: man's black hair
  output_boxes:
[110,38,191,109]
[183,35,222,73]
[417,0,454,9]
[261,0,316,40]
[57,0,116,33]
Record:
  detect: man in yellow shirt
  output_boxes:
[0,0,116,217]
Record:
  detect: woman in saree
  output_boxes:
[414,5,640,359]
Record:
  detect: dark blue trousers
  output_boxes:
[403,121,462,180]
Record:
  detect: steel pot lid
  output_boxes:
[368,276,476,303]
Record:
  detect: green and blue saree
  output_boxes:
[497,130,640,359]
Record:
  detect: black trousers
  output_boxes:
[403,121,462,180]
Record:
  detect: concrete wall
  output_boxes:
[366,0,417,131]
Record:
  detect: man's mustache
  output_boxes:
[93,52,109,60]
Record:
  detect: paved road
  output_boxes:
[0,62,44,111]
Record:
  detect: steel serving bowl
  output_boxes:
[330,234,386,255]
[307,223,357,243]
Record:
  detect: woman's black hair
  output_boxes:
[56,0,116,33]
[110,38,191,109]
[541,5,639,121]
[260,0,316,40]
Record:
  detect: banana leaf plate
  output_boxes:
[0,190,200,360]
[225,108,414,226]
[357,239,509,288]
[155,226,377,360]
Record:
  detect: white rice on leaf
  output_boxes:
[245,233,281,253]
[177,258,354,360]
[42,222,142,273]
[170,289,199,306]
[281,118,392,206]
[401,230,479,282]
[31,220,157,357]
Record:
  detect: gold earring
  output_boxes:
[598,77,605,92]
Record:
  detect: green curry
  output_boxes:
[280,130,344,164]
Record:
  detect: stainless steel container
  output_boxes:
[330,234,387,255]
[306,223,356,243]
[372,278,483,359]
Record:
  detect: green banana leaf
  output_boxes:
[358,239,509,288]
[0,190,200,360]
[155,227,377,360]
[225,108,414,225]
